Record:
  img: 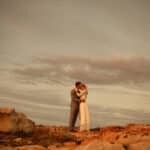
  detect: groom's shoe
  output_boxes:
[69,129,77,132]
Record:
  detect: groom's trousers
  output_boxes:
[69,100,79,131]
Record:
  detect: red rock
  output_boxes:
[0,107,35,134]
[64,141,76,147]
[16,145,46,150]
[75,140,125,150]
[128,142,150,150]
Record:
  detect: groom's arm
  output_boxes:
[71,89,80,102]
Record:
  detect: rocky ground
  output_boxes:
[0,108,150,150]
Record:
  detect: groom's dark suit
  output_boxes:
[69,88,80,131]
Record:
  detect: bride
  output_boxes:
[76,83,90,131]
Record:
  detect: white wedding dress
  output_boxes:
[77,89,90,131]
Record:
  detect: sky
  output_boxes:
[0,0,150,127]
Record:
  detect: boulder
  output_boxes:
[0,108,35,134]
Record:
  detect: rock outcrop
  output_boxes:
[99,124,150,145]
[0,108,35,134]
[0,107,150,150]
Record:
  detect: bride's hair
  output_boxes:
[79,83,87,90]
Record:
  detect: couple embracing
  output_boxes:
[69,81,90,132]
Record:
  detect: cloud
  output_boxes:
[12,56,150,86]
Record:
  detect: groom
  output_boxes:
[69,81,82,132]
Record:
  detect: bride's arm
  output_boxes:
[76,89,87,97]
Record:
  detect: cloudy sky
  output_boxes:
[0,0,150,126]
